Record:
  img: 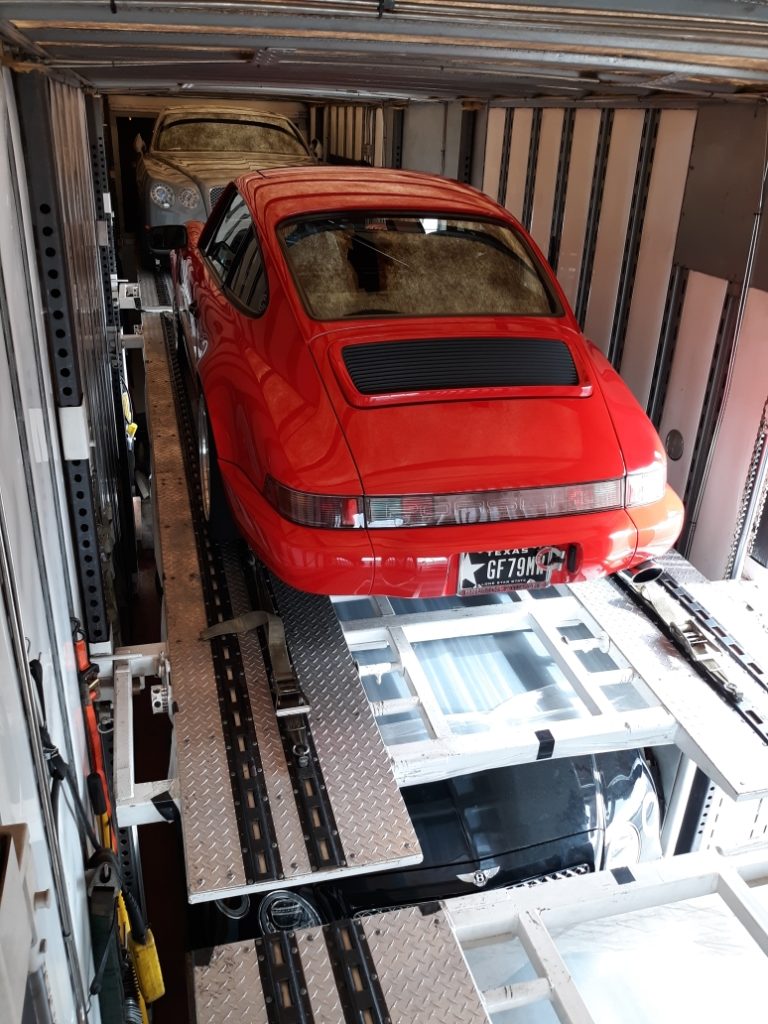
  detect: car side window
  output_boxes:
[227,228,268,316]
[203,190,251,282]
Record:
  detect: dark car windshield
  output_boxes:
[279,214,561,319]
[155,118,308,155]
[404,755,598,866]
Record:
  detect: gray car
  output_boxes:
[135,105,315,260]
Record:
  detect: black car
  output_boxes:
[191,747,662,944]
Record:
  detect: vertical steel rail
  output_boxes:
[15,75,111,644]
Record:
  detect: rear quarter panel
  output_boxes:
[193,253,363,497]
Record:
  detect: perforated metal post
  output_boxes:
[15,76,110,644]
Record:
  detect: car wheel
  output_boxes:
[197,395,235,541]
[172,306,186,367]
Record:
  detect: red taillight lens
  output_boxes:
[264,476,364,529]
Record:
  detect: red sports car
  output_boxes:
[169,166,683,597]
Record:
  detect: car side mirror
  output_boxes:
[133,133,147,155]
[148,224,188,252]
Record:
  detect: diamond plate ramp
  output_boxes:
[362,906,489,1024]
[192,943,267,1024]
[193,907,489,1024]
[270,576,420,871]
[144,313,246,899]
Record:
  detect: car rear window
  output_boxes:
[155,118,308,155]
[279,214,561,319]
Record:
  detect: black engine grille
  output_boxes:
[342,337,579,395]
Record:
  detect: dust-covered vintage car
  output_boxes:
[135,105,314,260]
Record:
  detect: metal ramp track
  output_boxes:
[142,301,419,903]
[192,904,489,1024]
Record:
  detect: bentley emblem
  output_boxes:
[456,866,500,888]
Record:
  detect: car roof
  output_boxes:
[156,106,298,124]
[237,166,509,224]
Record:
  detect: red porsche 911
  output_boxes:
[168,166,683,597]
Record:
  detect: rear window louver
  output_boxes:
[342,337,578,395]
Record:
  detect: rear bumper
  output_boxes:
[219,461,684,597]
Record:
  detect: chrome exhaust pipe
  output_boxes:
[617,559,663,587]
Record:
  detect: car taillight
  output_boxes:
[264,470,665,531]
[625,463,666,507]
[366,479,624,527]
[264,476,364,528]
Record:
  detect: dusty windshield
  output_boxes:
[155,118,308,155]
[279,214,561,319]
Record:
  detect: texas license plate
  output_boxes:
[457,545,567,595]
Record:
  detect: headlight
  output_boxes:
[178,185,202,209]
[257,890,322,934]
[603,822,641,868]
[149,182,175,209]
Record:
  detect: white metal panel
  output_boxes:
[659,272,727,498]
[0,69,96,1021]
[481,106,506,200]
[354,106,363,160]
[528,107,564,255]
[620,110,697,406]
[401,102,446,175]
[583,109,645,353]
[443,102,464,181]
[690,286,768,578]
[557,109,601,307]
[345,105,354,157]
[504,106,533,222]
[330,105,338,155]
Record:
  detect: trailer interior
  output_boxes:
[1,4,768,1023]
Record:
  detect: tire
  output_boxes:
[172,307,187,369]
[197,395,236,542]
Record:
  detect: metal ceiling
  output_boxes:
[1,2,768,102]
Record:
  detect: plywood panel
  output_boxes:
[503,108,533,222]
[481,106,506,200]
[374,107,384,167]
[528,108,564,256]
[659,272,728,499]
[557,109,601,307]
[583,109,645,353]
[620,110,697,406]
[689,287,768,578]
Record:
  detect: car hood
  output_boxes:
[145,150,314,188]
[310,322,626,494]
[334,833,601,915]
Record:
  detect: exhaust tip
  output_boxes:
[620,559,663,586]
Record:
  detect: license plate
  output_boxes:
[457,545,567,595]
